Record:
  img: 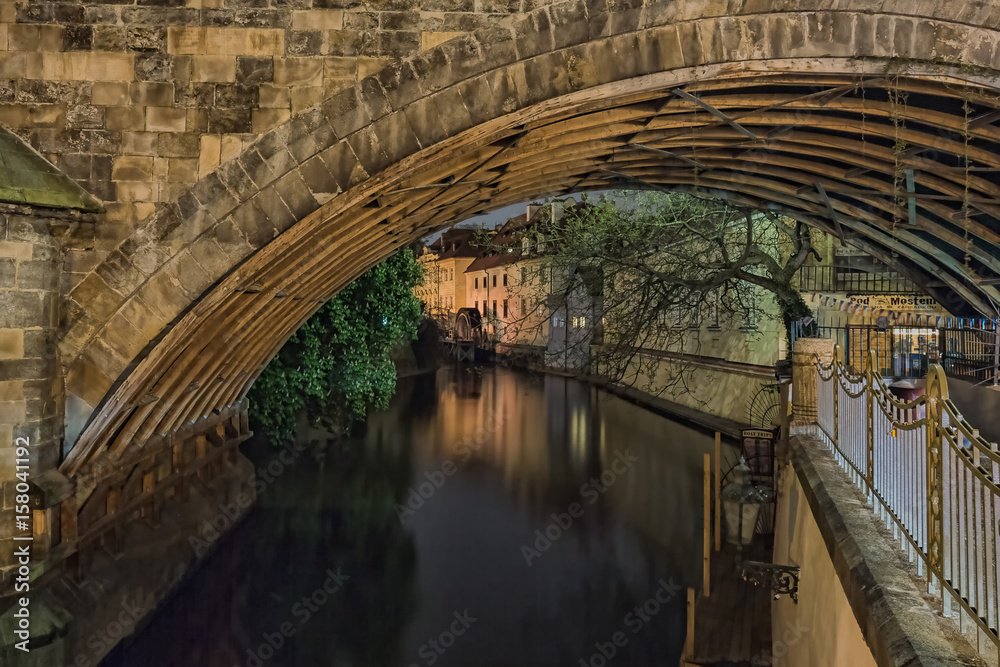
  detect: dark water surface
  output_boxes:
[103,367,725,667]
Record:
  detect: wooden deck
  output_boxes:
[685,541,773,666]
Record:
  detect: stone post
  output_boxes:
[790,337,835,430]
[0,211,66,590]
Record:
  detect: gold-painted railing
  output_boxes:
[815,347,999,657]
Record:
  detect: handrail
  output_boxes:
[811,346,1000,660]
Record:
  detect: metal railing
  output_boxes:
[793,319,999,385]
[814,349,1000,659]
[798,265,917,294]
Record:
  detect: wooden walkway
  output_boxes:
[685,541,773,666]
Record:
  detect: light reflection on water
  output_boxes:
[103,367,732,667]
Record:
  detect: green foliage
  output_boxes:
[249,248,424,443]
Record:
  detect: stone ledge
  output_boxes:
[790,434,985,667]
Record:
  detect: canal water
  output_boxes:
[103,367,729,667]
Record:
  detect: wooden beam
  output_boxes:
[969,109,1000,129]
[672,88,759,140]
[906,169,917,226]
[627,142,706,169]
[816,183,848,245]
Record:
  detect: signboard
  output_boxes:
[741,428,776,477]
[848,294,940,312]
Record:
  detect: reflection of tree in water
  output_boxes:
[247,427,418,667]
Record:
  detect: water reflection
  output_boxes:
[105,367,730,667]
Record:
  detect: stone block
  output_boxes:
[0,400,26,425]
[119,293,168,346]
[104,310,152,362]
[15,261,57,292]
[112,155,154,182]
[146,106,187,132]
[296,154,339,199]
[191,55,236,83]
[0,242,32,260]
[106,106,145,131]
[0,293,44,329]
[220,134,243,163]
[273,171,317,221]
[252,108,291,133]
[209,108,252,134]
[422,31,466,51]
[274,57,324,87]
[216,84,258,108]
[0,53,24,80]
[250,186,295,233]
[0,381,23,402]
[136,271,188,324]
[258,83,290,109]
[321,85,371,137]
[199,134,222,178]
[122,131,160,156]
[36,52,135,82]
[0,329,24,360]
[117,181,157,202]
[290,86,325,113]
[292,10,344,30]
[92,81,130,107]
[191,173,237,219]
[318,141,367,191]
[65,355,115,409]
[7,24,63,52]
[286,30,327,57]
[131,81,175,107]
[168,157,199,183]
[159,132,201,157]
[94,250,146,298]
[93,25,127,51]
[236,55,273,85]
[0,259,13,289]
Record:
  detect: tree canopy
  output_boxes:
[498,191,816,391]
[249,248,424,443]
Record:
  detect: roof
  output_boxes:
[465,200,591,273]
[0,127,103,212]
[429,227,481,259]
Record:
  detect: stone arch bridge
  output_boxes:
[3,0,1000,654]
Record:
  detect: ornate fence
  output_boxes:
[814,349,1000,657]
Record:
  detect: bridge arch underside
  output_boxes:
[62,7,1000,479]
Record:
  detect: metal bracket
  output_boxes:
[740,561,800,603]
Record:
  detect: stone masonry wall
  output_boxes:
[0,0,555,297]
[0,210,66,569]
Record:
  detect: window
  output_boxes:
[521,298,526,314]
[475,300,479,311]
[572,316,587,329]
[709,291,721,329]
[475,277,479,289]
[520,267,527,283]
[492,300,497,317]
[503,299,508,317]
[503,273,508,287]
[492,274,497,288]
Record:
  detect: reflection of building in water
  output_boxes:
[405,368,741,582]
